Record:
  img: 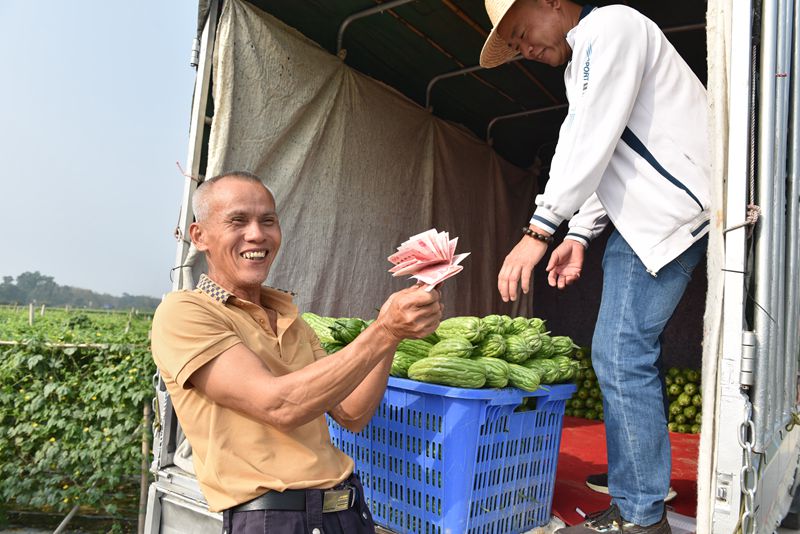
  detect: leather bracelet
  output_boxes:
[522,226,554,244]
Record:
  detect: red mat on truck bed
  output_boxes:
[553,416,700,526]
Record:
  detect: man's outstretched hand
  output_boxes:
[497,234,549,302]
[546,240,585,289]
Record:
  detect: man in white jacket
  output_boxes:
[480,1,710,533]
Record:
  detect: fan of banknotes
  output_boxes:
[387,229,470,291]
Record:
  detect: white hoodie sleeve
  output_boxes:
[530,9,648,234]
[565,193,609,247]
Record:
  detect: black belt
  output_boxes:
[231,486,356,514]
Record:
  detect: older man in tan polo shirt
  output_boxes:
[151,170,443,534]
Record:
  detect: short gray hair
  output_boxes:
[192,171,275,222]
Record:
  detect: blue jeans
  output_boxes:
[592,230,707,526]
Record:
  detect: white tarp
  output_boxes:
[193,0,538,319]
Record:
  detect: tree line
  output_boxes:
[0,271,161,310]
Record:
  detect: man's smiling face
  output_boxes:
[190,177,281,300]
[496,0,573,67]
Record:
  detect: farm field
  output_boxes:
[0,306,156,533]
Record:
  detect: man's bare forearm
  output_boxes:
[255,322,398,431]
[329,355,393,432]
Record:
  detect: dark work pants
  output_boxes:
[221,474,376,534]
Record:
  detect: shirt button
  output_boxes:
[312,529,321,534]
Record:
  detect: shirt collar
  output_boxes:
[196,274,232,303]
[566,5,596,48]
[195,273,296,311]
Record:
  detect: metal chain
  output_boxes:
[738,392,758,534]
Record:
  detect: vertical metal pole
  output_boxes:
[768,0,791,432]
[785,0,800,416]
[753,0,779,453]
[774,0,794,426]
[172,0,219,292]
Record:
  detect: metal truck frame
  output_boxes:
[145,1,800,533]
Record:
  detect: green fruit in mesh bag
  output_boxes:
[685,369,700,383]
[435,316,484,343]
[397,339,433,360]
[667,367,681,377]
[506,316,530,335]
[407,356,486,388]
[472,356,510,388]
[481,314,507,335]
[668,383,683,398]
[504,334,533,363]
[474,333,507,359]
[429,337,474,359]
[390,351,427,378]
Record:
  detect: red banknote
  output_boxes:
[388,229,470,291]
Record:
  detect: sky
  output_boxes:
[0,1,198,298]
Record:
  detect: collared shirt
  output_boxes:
[151,274,354,512]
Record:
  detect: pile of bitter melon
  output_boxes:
[302,312,580,392]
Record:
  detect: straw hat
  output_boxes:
[480,0,521,68]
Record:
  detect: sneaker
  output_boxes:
[556,504,671,534]
[585,473,677,503]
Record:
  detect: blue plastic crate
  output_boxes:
[327,377,576,534]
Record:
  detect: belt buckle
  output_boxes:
[321,487,354,513]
